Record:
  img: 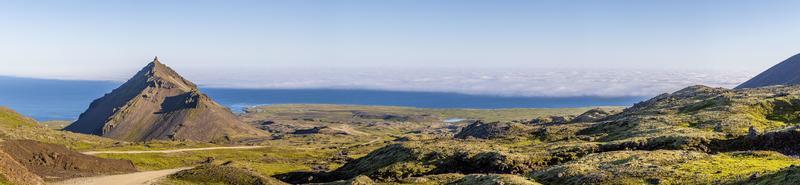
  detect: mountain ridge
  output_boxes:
[737,53,800,89]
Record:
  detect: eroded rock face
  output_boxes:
[65,58,265,142]
[0,140,136,182]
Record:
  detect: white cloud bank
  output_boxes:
[181,68,758,97]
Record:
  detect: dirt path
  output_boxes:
[82,146,266,155]
[50,167,191,185]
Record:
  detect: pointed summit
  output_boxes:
[148,56,163,69]
[736,53,800,89]
[135,57,196,91]
[65,58,266,142]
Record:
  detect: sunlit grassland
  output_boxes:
[96,146,332,175]
[675,151,800,184]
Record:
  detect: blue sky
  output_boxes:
[0,0,797,96]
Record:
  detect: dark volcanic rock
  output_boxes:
[292,126,350,135]
[737,53,800,89]
[352,111,431,122]
[64,57,266,142]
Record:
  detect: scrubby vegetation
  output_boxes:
[0,106,119,150]
[97,144,332,174]
[743,165,800,185]
[264,85,800,185]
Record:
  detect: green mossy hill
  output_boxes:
[743,165,800,185]
[535,150,708,185]
[579,85,800,150]
[534,150,800,185]
[169,164,288,185]
[0,106,37,128]
[0,106,119,150]
[277,139,548,183]
[333,141,538,181]
[677,151,800,184]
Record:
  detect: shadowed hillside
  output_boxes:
[737,53,800,89]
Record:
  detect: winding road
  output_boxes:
[56,141,381,185]
[50,167,191,185]
[50,146,267,185]
[82,146,266,155]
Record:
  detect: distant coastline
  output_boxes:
[0,76,645,121]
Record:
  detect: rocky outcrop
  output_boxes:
[571,108,617,123]
[454,121,530,139]
[65,57,266,142]
[293,126,350,135]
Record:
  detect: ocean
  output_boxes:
[0,76,645,121]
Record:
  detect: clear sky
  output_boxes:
[0,0,797,83]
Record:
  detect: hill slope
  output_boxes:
[0,106,117,150]
[65,58,265,142]
[737,53,800,89]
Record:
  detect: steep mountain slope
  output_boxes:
[737,53,800,89]
[65,58,265,142]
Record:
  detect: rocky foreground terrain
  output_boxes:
[4,84,800,184]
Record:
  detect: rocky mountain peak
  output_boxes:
[64,58,265,142]
[130,57,197,92]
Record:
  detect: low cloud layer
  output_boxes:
[184,68,758,97]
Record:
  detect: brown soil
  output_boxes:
[0,148,43,185]
[0,140,137,182]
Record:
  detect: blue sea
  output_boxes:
[0,76,646,121]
